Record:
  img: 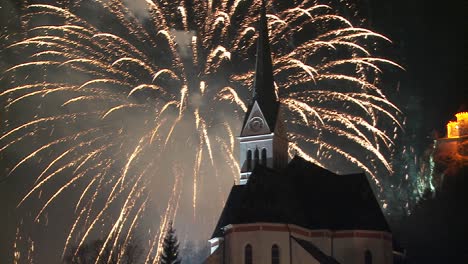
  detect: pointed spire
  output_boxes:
[241,0,279,134]
[252,0,276,104]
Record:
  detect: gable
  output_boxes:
[240,101,271,136]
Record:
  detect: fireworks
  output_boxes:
[0,0,402,262]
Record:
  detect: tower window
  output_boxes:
[254,148,259,165]
[271,244,280,264]
[245,244,253,264]
[365,250,372,264]
[261,148,267,165]
[247,150,252,171]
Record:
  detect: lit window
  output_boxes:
[272,244,280,264]
[245,244,253,264]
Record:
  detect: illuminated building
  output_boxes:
[430,112,468,187]
[437,112,468,161]
[446,112,468,139]
[204,1,395,263]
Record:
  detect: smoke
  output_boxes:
[123,0,151,20]
[171,30,196,60]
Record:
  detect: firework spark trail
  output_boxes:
[10,128,103,178]
[35,135,111,184]
[82,164,115,229]
[0,0,403,261]
[223,122,236,153]
[62,206,88,258]
[119,136,147,188]
[0,83,69,98]
[72,169,140,260]
[119,196,148,261]
[19,159,82,209]
[62,167,112,258]
[146,165,183,264]
[283,98,324,126]
[0,112,101,143]
[290,136,381,186]
[34,162,105,222]
[219,87,248,112]
[289,142,325,168]
[218,138,240,181]
[95,168,148,264]
[193,146,203,217]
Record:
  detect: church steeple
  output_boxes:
[241,0,279,134]
[252,0,276,105]
[237,0,288,185]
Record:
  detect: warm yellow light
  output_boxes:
[447,112,468,138]
[455,112,468,122]
[447,121,459,138]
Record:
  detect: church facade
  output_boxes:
[205,1,393,263]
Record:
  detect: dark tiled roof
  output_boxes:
[211,155,390,238]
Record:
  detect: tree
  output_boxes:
[393,166,468,263]
[160,222,181,264]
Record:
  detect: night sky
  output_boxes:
[0,0,467,262]
[368,0,467,135]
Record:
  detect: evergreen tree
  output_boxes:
[160,222,181,264]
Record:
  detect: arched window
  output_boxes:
[271,244,280,264]
[254,149,259,165]
[245,244,253,264]
[365,250,372,264]
[247,150,252,171]
[261,148,267,165]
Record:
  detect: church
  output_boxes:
[204,1,394,263]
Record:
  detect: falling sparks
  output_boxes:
[0,0,402,262]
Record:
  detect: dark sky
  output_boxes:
[0,0,467,262]
[367,0,467,135]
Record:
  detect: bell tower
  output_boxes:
[238,0,288,184]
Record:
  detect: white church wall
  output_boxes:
[291,239,321,264]
[225,225,290,264]
[223,223,301,264]
[210,224,392,264]
[291,229,333,256]
[332,231,393,264]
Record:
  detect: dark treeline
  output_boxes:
[392,167,468,263]
[64,221,208,264]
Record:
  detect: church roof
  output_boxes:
[241,0,279,133]
[211,155,390,238]
[292,237,341,264]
